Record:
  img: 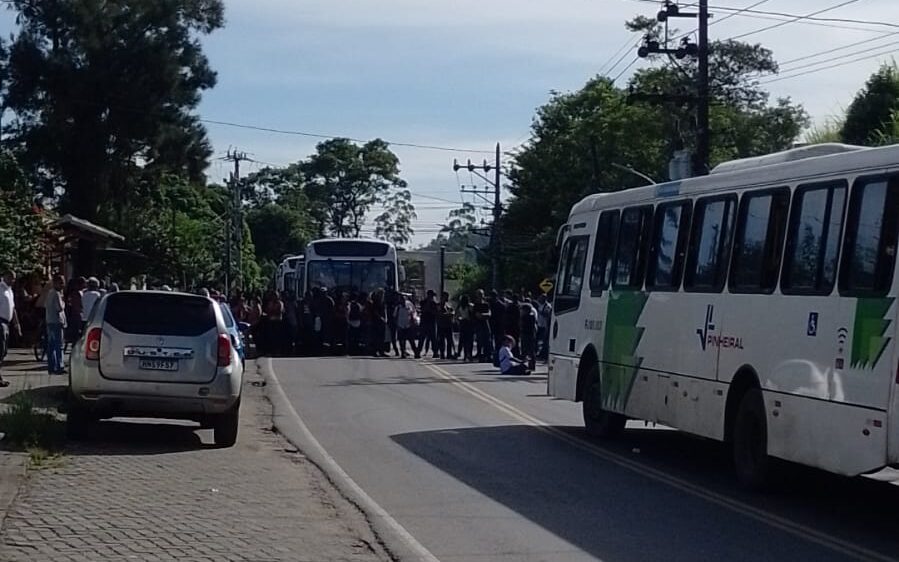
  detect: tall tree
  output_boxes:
[2,0,224,272]
[300,138,415,241]
[841,63,899,146]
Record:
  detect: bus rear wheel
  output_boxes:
[582,364,626,438]
[732,388,772,490]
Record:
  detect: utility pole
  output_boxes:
[696,0,710,176]
[453,142,502,291]
[439,245,446,298]
[225,148,251,292]
[634,0,711,176]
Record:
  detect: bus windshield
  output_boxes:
[308,260,396,294]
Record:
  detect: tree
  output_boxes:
[502,27,808,288]
[301,138,415,241]
[2,0,225,272]
[841,63,899,146]
[246,204,313,266]
[0,152,43,272]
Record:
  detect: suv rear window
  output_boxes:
[103,293,216,337]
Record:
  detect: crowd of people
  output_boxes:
[0,268,555,387]
[232,286,554,376]
[0,269,119,385]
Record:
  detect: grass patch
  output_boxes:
[0,389,65,454]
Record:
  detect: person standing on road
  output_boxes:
[370,289,388,358]
[489,291,506,363]
[81,277,102,327]
[473,289,492,362]
[45,275,67,375]
[415,290,438,359]
[436,292,455,359]
[0,270,22,387]
[394,294,415,358]
[64,277,85,351]
[456,295,474,362]
[519,299,538,371]
[536,294,552,360]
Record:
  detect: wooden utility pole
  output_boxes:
[454,142,503,290]
[225,148,251,293]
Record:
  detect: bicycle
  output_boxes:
[33,320,46,362]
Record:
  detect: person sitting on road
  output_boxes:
[497,335,531,376]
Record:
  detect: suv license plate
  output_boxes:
[138,358,178,372]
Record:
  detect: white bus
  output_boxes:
[547,143,899,487]
[303,238,400,296]
[275,255,304,295]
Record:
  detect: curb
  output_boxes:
[258,357,439,562]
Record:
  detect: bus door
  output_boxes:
[548,231,590,400]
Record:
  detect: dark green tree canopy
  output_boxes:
[3,0,224,221]
[840,63,899,146]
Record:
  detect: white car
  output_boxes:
[68,290,244,446]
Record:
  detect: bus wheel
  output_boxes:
[582,364,625,438]
[732,388,771,490]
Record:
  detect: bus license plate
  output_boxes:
[138,358,178,372]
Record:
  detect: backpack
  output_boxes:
[349,301,362,322]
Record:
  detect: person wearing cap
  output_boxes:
[81,277,102,329]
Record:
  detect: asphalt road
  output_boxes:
[272,355,899,562]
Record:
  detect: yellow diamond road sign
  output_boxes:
[539,278,554,294]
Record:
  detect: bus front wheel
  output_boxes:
[732,388,772,490]
[582,364,626,438]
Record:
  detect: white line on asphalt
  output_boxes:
[422,362,892,562]
[261,358,441,562]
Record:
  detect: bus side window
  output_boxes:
[781,181,846,295]
[589,210,620,295]
[556,235,590,314]
[684,195,736,293]
[612,205,653,290]
[646,200,692,291]
[729,188,790,294]
[840,175,899,295]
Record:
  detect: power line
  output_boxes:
[777,40,899,74]
[606,37,643,77]
[759,45,899,84]
[778,31,899,66]
[200,119,496,154]
[727,0,861,41]
[599,34,642,75]
[612,56,641,84]
[707,0,771,28]
[712,4,898,31]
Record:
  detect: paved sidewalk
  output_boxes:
[0,349,390,562]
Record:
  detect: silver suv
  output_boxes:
[68,291,244,446]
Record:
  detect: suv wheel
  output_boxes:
[213,398,240,447]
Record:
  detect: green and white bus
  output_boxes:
[547,143,899,487]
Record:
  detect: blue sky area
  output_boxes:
[2,0,898,245]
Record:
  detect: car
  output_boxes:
[218,301,249,368]
[68,290,244,446]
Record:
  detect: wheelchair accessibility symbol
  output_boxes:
[807,312,818,337]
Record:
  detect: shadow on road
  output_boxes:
[67,419,209,455]
[391,424,899,562]
[322,373,547,387]
[0,385,67,410]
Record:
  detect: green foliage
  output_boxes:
[841,62,899,146]
[0,390,63,451]
[246,204,312,265]
[446,262,487,299]
[301,138,414,241]
[2,0,224,227]
[806,115,845,145]
[0,152,43,273]
[503,37,808,287]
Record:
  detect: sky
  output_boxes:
[4,0,899,246]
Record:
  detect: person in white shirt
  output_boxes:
[81,277,102,326]
[497,335,530,376]
[0,269,21,387]
[536,294,553,361]
[394,295,416,359]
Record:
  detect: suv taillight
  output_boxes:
[217,334,231,367]
[85,328,102,360]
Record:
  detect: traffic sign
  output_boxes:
[539,278,554,294]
